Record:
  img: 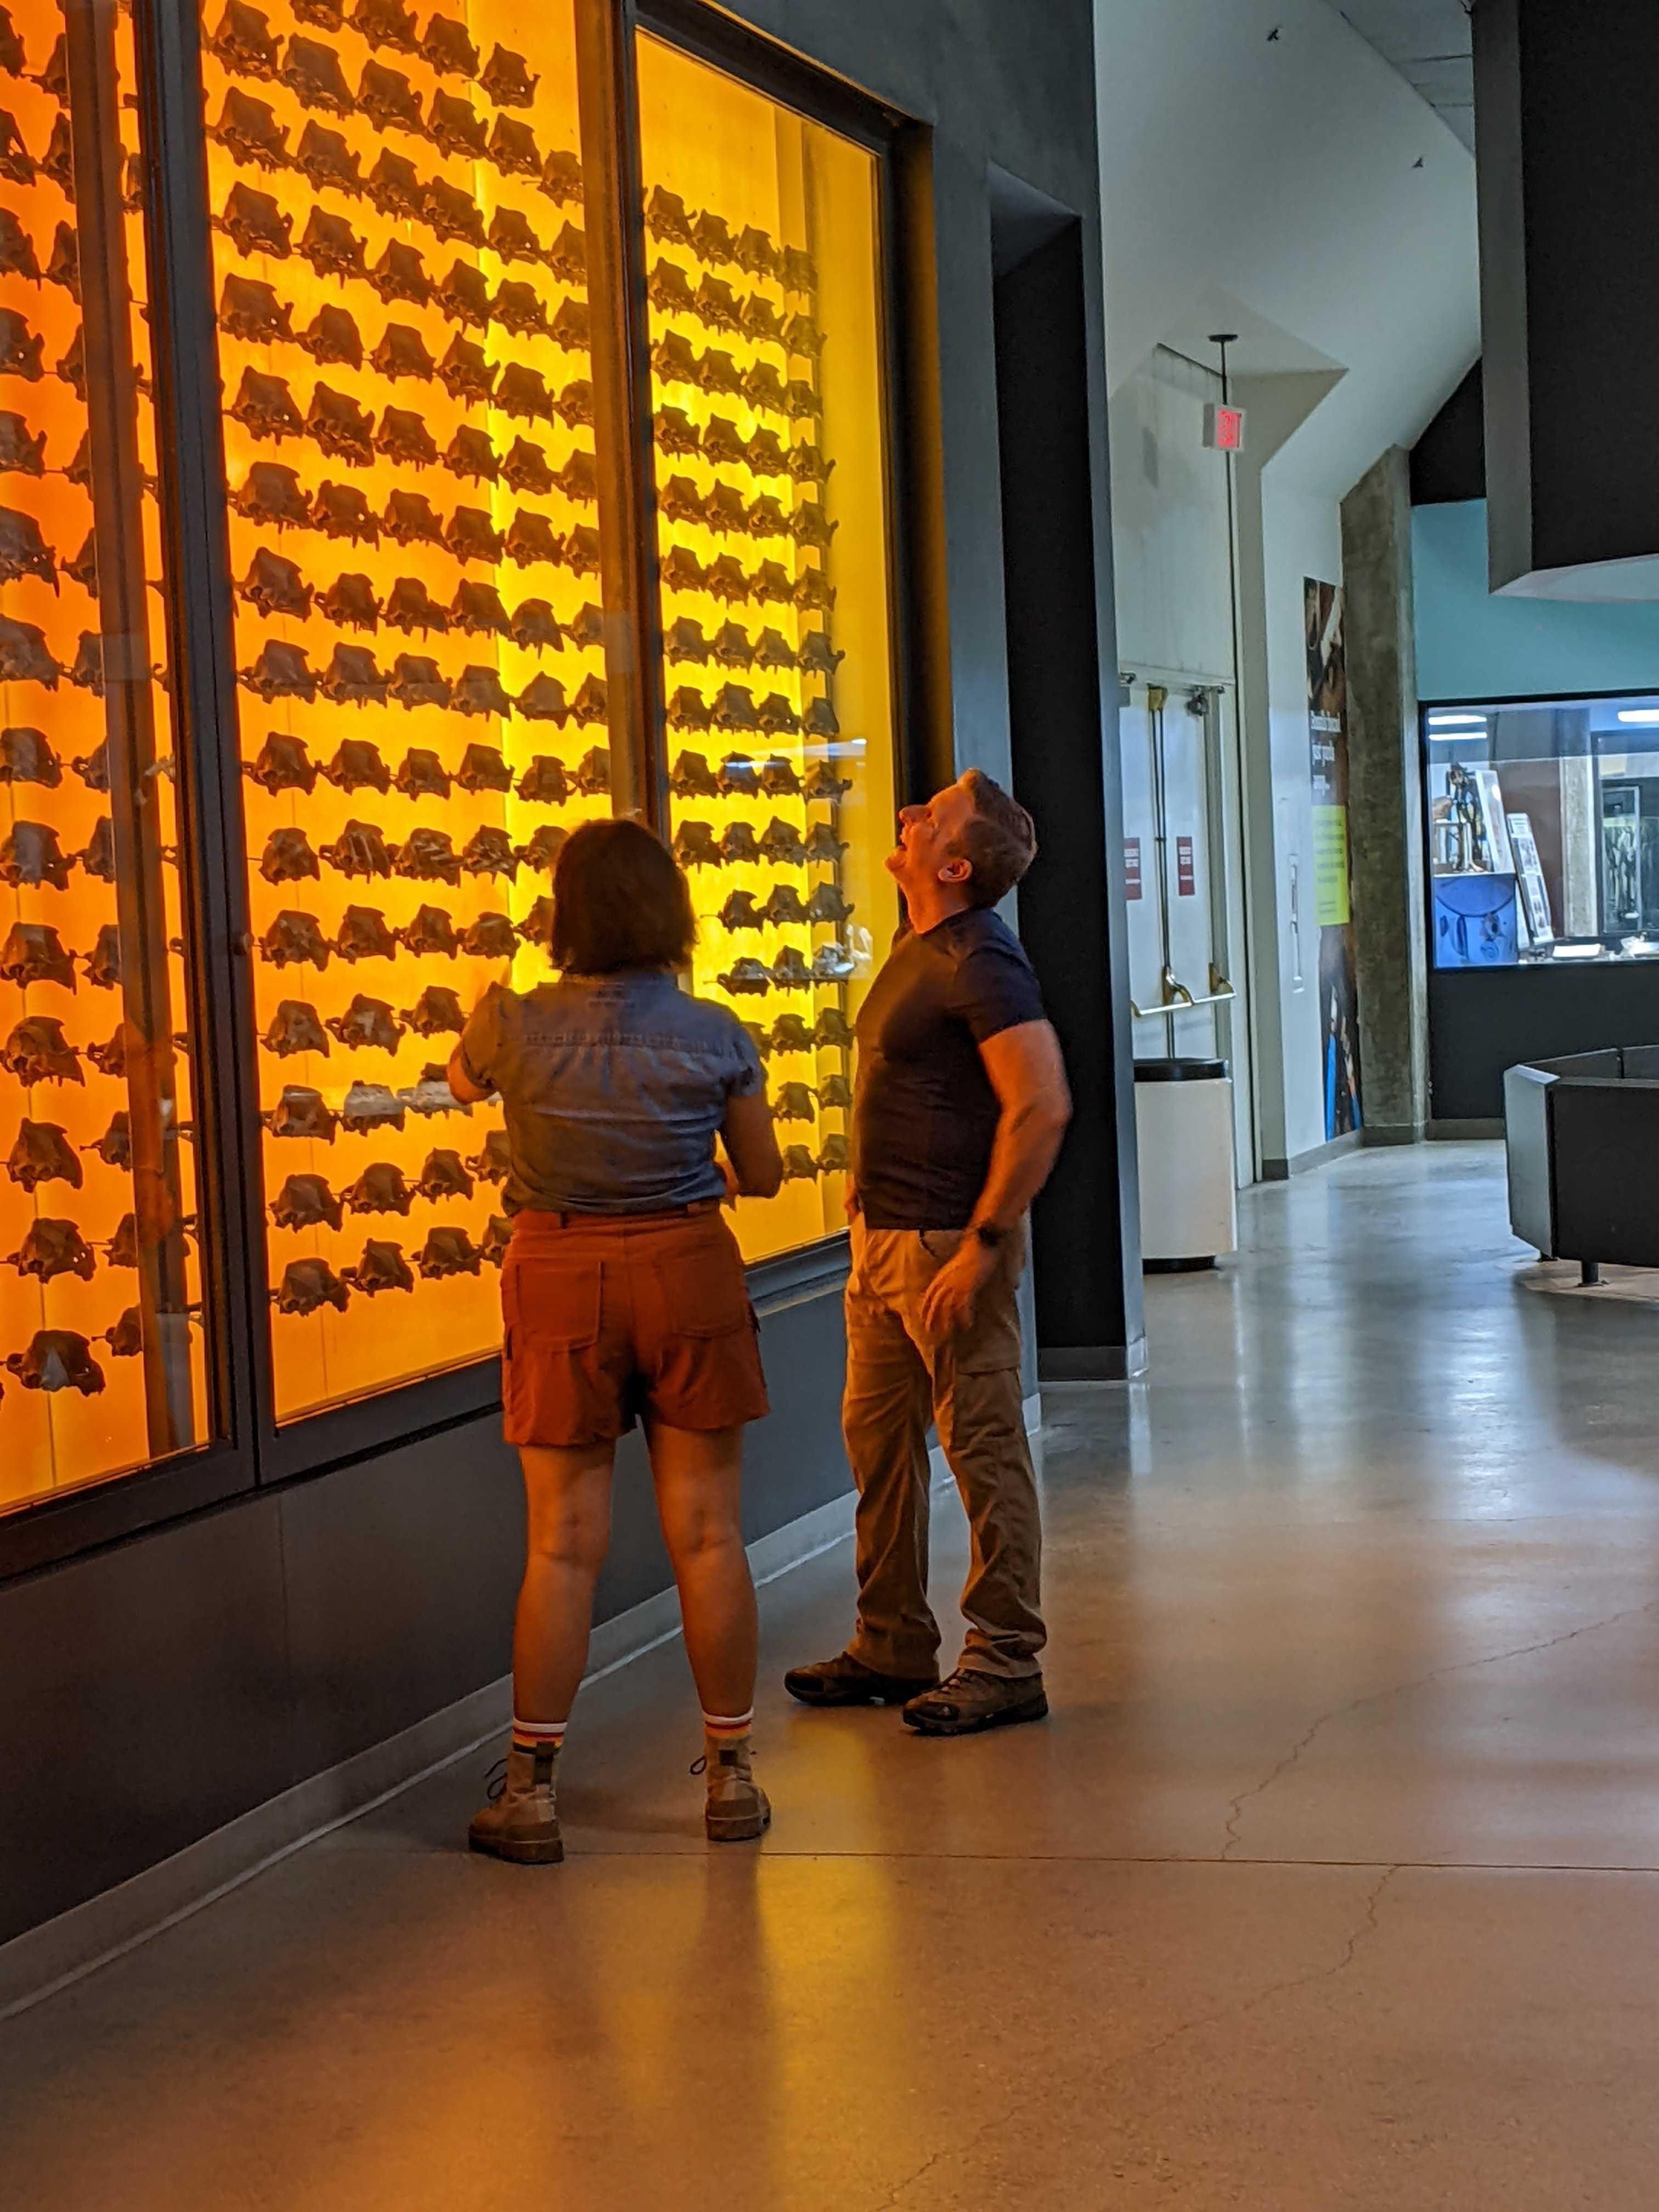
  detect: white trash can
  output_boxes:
[1134,1057,1238,1270]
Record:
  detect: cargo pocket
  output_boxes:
[654,1245,748,1336]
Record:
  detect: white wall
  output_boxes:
[1096,0,1482,1169]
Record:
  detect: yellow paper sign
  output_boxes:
[1313,805,1352,928]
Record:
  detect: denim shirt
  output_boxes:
[456,972,764,1215]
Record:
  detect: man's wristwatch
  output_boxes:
[973,1222,1006,1251]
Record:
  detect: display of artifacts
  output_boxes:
[1506,811,1556,945]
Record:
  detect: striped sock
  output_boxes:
[702,1708,754,1741]
[512,1715,567,1756]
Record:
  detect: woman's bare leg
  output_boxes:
[512,1442,616,1725]
[645,1420,757,1717]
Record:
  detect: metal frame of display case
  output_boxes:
[0,0,923,1581]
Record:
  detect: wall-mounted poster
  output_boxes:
[1305,579,1363,1139]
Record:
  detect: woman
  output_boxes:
[448,817,783,1865]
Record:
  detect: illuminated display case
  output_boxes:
[3,0,907,1537]
[0,2,207,1512]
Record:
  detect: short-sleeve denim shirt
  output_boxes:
[456,972,765,1215]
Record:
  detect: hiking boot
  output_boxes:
[783,1651,940,1707]
[901,1668,1048,1737]
[467,1743,563,1865]
[698,1735,772,1842]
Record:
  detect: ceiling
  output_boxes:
[1333,0,1475,150]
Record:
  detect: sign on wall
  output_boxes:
[1125,836,1143,900]
[1306,579,1363,1139]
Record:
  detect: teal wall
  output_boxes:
[1414,499,1659,701]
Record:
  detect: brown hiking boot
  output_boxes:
[699,1735,772,1842]
[467,1743,563,1864]
[783,1651,940,1707]
[901,1668,1048,1737]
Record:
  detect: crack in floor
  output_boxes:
[1220,1599,1659,1858]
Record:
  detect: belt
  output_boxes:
[512,1200,723,1231]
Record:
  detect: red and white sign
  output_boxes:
[1124,837,1143,900]
[1175,835,1197,896]
[1203,402,1246,453]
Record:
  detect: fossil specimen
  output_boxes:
[364,145,422,218]
[64,529,97,592]
[668,619,712,665]
[91,1111,133,1167]
[305,385,375,467]
[417,1226,481,1278]
[660,550,708,602]
[719,958,772,997]
[283,35,355,114]
[351,0,418,50]
[459,825,516,879]
[780,247,817,294]
[275,1257,350,1315]
[806,884,854,926]
[515,823,568,874]
[239,640,315,701]
[515,896,554,949]
[341,1081,405,1134]
[672,751,721,800]
[370,407,437,472]
[219,273,294,346]
[793,569,834,614]
[739,294,786,347]
[41,115,73,201]
[515,753,570,804]
[296,302,363,369]
[0,822,70,895]
[9,1330,104,1393]
[718,891,763,931]
[381,489,445,550]
[566,602,606,648]
[319,817,393,878]
[383,578,448,638]
[486,205,540,268]
[456,741,512,792]
[343,1239,414,1295]
[266,1084,337,1139]
[496,362,553,427]
[335,906,398,962]
[746,495,788,539]
[648,258,696,315]
[393,827,461,884]
[245,731,317,794]
[487,114,540,178]
[292,120,364,197]
[817,1135,851,1175]
[572,735,610,787]
[402,904,459,957]
[394,747,450,803]
[0,725,59,784]
[0,411,43,476]
[0,615,60,684]
[421,14,480,78]
[772,1080,816,1123]
[263,1001,330,1059]
[718,753,760,797]
[319,570,380,633]
[0,306,53,380]
[1,1015,80,1084]
[778,1143,818,1182]
[76,819,115,882]
[386,654,448,712]
[0,505,55,589]
[785,377,821,422]
[479,1215,511,1267]
[320,737,392,794]
[565,525,601,576]
[438,334,494,403]
[445,506,504,565]
[695,275,742,334]
[230,366,303,441]
[656,407,701,456]
[211,86,289,171]
[760,817,806,868]
[357,60,424,136]
[312,479,379,544]
[791,503,837,552]
[67,633,106,695]
[460,912,516,960]
[673,821,719,871]
[272,1172,342,1229]
[804,821,847,863]
[371,323,437,385]
[369,238,431,308]
[207,1,283,76]
[450,579,510,637]
[803,759,851,803]
[817,1073,853,1110]
[327,994,402,1052]
[550,298,590,353]
[703,554,752,604]
[405,987,465,1039]
[553,379,594,427]
[660,475,704,528]
[469,1129,512,1184]
[297,207,367,284]
[481,42,538,104]
[435,259,490,331]
[515,674,567,724]
[810,944,855,981]
[744,427,789,479]
[258,910,332,970]
[719,821,760,866]
[505,509,560,567]
[0,109,30,187]
[85,1025,129,1077]
[258,827,320,884]
[712,684,760,735]
[710,623,754,671]
[342,1161,414,1215]
[488,279,544,337]
[424,176,485,248]
[799,697,839,741]
[668,687,714,733]
[219,180,291,258]
[443,424,499,483]
[6,1119,80,1190]
[646,188,693,247]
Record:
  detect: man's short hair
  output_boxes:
[953,769,1037,907]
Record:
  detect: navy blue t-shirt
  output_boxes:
[851,909,1047,1229]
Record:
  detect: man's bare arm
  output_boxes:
[970,1019,1073,1232]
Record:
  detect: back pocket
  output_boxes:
[653,1244,749,1338]
[505,1254,604,1351]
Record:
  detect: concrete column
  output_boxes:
[1340,448,1429,1140]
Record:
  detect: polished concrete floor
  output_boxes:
[8,1142,1659,2208]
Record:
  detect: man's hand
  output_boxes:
[919,1235,998,1336]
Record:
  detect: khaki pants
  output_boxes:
[842,1220,1045,1683]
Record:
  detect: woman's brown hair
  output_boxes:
[550,816,697,974]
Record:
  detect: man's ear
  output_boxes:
[937,853,973,887]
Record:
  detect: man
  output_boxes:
[785,769,1071,1735]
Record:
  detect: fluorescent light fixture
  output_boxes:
[1616,708,1659,724]
[1426,712,1489,728]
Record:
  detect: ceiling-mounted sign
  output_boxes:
[1203,402,1246,452]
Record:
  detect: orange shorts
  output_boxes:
[501,1203,770,1448]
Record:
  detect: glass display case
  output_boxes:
[2,0,907,1530]
[636,33,900,1260]
[0,2,208,1509]
[1424,692,1659,970]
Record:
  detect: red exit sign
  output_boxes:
[1203,402,1246,453]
